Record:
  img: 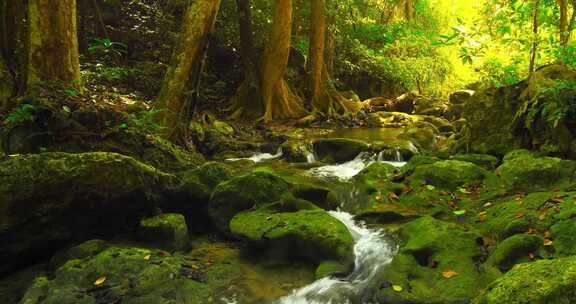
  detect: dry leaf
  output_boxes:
[483,202,493,208]
[442,270,459,279]
[478,211,487,217]
[544,239,553,246]
[94,276,106,286]
[515,213,525,219]
[144,254,151,261]
[388,192,399,201]
[527,228,537,235]
[392,285,403,292]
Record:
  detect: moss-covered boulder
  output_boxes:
[138,213,189,252]
[485,234,543,272]
[376,216,499,304]
[230,208,354,268]
[20,245,227,304]
[282,139,313,163]
[209,171,290,231]
[408,160,488,190]
[0,152,176,275]
[494,152,576,192]
[551,219,576,257]
[451,153,499,170]
[312,138,369,163]
[474,257,576,304]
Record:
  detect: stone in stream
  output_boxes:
[473,256,576,304]
[375,216,500,304]
[138,213,189,252]
[312,138,370,163]
[408,160,488,190]
[484,234,543,272]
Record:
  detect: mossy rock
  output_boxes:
[312,138,369,163]
[451,153,499,170]
[376,216,500,304]
[282,139,312,163]
[495,152,576,192]
[400,155,442,175]
[138,213,189,252]
[551,219,576,257]
[315,260,349,279]
[408,160,488,190]
[485,234,543,272]
[230,208,354,267]
[0,152,176,275]
[209,171,290,231]
[473,257,576,304]
[354,162,399,186]
[19,245,223,304]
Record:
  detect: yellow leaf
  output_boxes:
[94,276,106,286]
[544,239,553,246]
[442,270,459,279]
[392,285,403,292]
[483,202,493,208]
[144,254,151,261]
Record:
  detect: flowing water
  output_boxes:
[277,211,397,304]
[308,151,406,181]
[226,148,284,163]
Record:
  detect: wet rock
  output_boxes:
[315,260,349,279]
[485,234,543,272]
[20,245,218,304]
[209,171,290,231]
[282,139,312,163]
[495,151,576,192]
[230,208,354,268]
[409,160,488,190]
[473,256,576,304]
[0,152,177,275]
[376,216,499,304]
[451,153,499,170]
[312,138,369,163]
[138,213,189,252]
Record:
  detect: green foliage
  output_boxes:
[88,38,128,60]
[478,59,522,88]
[5,104,36,125]
[128,109,166,135]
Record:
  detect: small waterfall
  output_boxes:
[377,148,406,168]
[278,211,397,304]
[306,143,317,163]
[308,152,376,181]
[226,147,283,163]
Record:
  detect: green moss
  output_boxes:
[474,257,576,304]
[230,208,354,266]
[551,220,576,257]
[315,260,348,279]
[485,234,543,272]
[139,213,189,251]
[451,154,499,170]
[409,160,488,190]
[376,216,500,303]
[209,171,290,231]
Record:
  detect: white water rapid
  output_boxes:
[226,148,283,163]
[277,211,397,304]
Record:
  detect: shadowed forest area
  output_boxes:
[2,0,576,303]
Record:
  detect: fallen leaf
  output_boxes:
[388,193,399,201]
[442,270,459,279]
[94,276,106,286]
[527,228,537,235]
[478,211,488,217]
[458,187,471,194]
[392,285,403,292]
[159,251,171,257]
[453,210,466,216]
[144,254,151,261]
[515,213,525,219]
[544,239,553,246]
[544,230,552,238]
[426,185,436,191]
[483,202,493,208]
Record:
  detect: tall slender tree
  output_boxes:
[156,0,221,144]
[27,0,80,88]
[558,0,569,46]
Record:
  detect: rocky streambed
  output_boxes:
[2,130,576,303]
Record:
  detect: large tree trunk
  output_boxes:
[156,0,221,144]
[309,0,327,112]
[232,0,306,122]
[0,54,12,107]
[27,0,80,88]
[3,0,28,95]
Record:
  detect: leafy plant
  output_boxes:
[5,104,36,125]
[128,109,166,135]
[88,38,128,59]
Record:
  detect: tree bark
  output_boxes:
[232,0,306,122]
[530,0,540,74]
[156,0,221,144]
[27,0,80,88]
[309,0,327,112]
[405,0,414,21]
[558,0,569,46]
[3,0,28,95]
